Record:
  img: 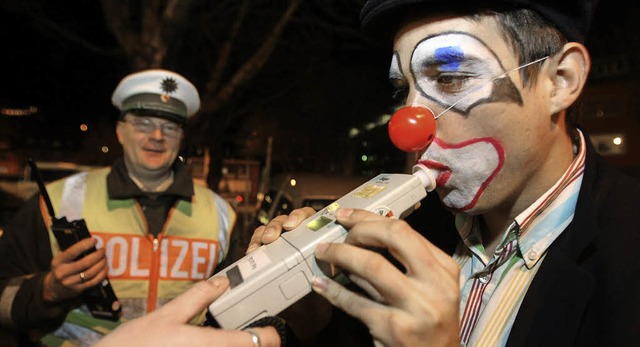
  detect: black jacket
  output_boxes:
[505,143,640,346]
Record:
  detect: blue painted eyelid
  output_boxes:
[435,46,464,72]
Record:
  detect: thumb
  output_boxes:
[154,277,230,323]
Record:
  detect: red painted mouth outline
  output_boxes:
[418,160,451,186]
[417,137,504,211]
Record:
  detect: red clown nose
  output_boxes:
[388,106,437,152]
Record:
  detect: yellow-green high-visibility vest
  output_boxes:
[40,168,236,345]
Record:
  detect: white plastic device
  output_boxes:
[207,165,436,329]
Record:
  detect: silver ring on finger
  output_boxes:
[244,328,262,347]
[79,272,86,282]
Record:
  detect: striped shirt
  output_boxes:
[454,130,586,346]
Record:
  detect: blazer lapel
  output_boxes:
[507,140,605,347]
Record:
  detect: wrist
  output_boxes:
[41,272,57,302]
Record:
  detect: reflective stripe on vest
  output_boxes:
[59,171,88,221]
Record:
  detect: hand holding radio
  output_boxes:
[28,158,122,320]
[43,237,108,303]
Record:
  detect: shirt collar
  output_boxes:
[456,130,587,268]
[107,158,194,200]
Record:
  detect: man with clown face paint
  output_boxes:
[248,0,640,346]
[86,2,640,346]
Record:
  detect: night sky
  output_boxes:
[1,1,125,121]
[1,1,639,175]
[0,1,394,172]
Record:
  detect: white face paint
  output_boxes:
[418,137,504,212]
[391,32,519,212]
[390,32,523,117]
[411,33,510,112]
[392,17,557,217]
[389,54,403,82]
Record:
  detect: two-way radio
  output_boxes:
[28,158,122,321]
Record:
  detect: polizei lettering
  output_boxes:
[93,233,220,281]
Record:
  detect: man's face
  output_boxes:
[391,15,553,214]
[116,113,184,176]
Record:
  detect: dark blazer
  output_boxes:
[506,143,640,346]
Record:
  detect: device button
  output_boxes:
[280,272,309,299]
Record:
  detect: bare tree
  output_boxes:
[97,0,308,185]
[100,0,300,126]
[2,0,383,182]
[97,0,378,179]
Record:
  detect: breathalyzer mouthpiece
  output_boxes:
[412,164,436,192]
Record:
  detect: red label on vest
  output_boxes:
[93,233,220,281]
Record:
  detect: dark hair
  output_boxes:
[472,9,583,128]
[491,8,584,128]
[489,8,566,85]
[398,5,566,85]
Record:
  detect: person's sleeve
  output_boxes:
[0,195,72,331]
[0,273,72,331]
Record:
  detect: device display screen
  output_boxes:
[307,215,333,231]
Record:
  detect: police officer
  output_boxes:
[0,69,237,345]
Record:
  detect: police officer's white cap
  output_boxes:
[111,69,200,124]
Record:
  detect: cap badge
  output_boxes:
[160,77,178,103]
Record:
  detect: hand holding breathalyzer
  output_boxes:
[250,206,461,347]
[311,208,461,347]
[246,207,317,255]
[208,166,438,330]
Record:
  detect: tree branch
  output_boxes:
[206,0,250,95]
[198,0,302,132]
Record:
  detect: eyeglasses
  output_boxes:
[124,117,183,138]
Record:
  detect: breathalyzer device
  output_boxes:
[207,164,437,329]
